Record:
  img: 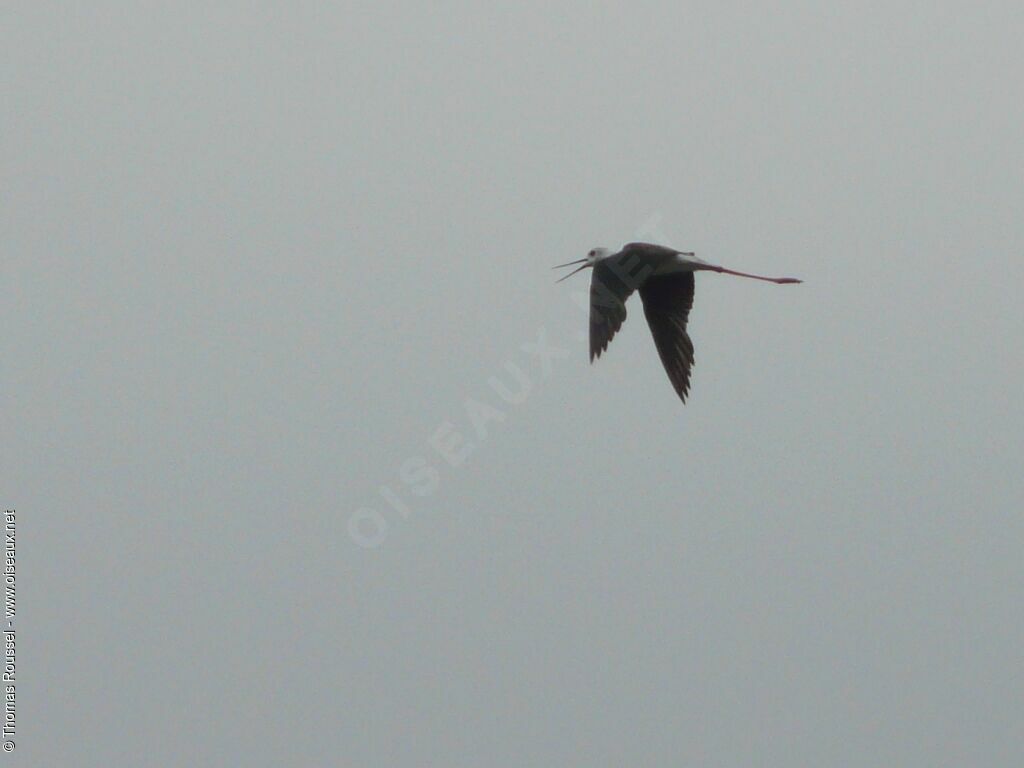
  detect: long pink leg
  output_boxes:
[713,266,802,284]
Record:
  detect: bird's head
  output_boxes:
[553,247,611,282]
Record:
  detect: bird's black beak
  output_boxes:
[553,258,590,282]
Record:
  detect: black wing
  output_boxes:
[639,272,696,402]
[589,251,658,362]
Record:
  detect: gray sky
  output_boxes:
[5,2,1023,766]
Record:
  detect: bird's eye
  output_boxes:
[588,250,595,257]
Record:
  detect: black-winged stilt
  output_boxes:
[555,242,802,403]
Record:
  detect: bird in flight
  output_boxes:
[554,242,801,403]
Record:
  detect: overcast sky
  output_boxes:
[5,2,1023,766]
